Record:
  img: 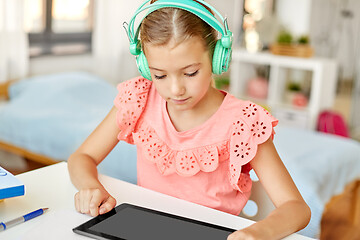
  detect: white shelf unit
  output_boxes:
[229,49,338,129]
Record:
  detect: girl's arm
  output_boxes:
[68,106,120,217]
[228,138,311,240]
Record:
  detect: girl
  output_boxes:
[68,0,311,239]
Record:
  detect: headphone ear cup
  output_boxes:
[212,40,232,75]
[223,47,232,73]
[136,51,152,80]
[212,40,223,75]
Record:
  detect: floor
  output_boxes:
[0,83,357,175]
[332,80,360,140]
[0,150,48,175]
[332,81,353,124]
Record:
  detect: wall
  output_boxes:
[207,0,243,46]
[29,54,94,77]
[275,0,312,36]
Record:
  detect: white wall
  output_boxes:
[207,0,244,46]
[276,0,312,36]
[29,54,95,78]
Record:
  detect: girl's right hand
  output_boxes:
[74,188,117,217]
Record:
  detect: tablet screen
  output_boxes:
[73,203,235,240]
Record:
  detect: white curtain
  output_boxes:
[351,22,360,135]
[351,61,360,137]
[309,0,360,81]
[310,0,360,132]
[0,0,28,83]
[92,0,142,84]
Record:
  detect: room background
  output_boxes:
[1,1,360,239]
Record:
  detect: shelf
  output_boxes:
[229,48,338,130]
[231,49,336,70]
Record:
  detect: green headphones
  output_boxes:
[124,0,233,80]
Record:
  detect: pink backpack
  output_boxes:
[317,110,349,138]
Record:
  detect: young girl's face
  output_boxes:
[144,37,214,112]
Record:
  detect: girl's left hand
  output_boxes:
[227,228,267,240]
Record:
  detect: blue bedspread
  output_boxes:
[0,72,137,183]
[1,71,360,238]
[274,127,360,237]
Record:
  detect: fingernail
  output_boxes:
[99,208,105,214]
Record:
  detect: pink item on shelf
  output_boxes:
[246,77,268,99]
[292,93,308,107]
[317,110,349,138]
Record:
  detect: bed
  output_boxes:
[0,72,137,183]
[0,71,359,238]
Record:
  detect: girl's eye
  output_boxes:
[185,70,199,77]
[154,75,166,80]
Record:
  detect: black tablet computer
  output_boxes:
[73,203,236,240]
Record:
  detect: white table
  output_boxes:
[0,162,313,239]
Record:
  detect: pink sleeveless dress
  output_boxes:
[114,77,278,215]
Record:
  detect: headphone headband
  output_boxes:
[124,0,231,48]
[124,0,233,79]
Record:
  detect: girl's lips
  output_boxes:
[171,97,190,104]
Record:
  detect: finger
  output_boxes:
[74,192,80,212]
[227,230,250,240]
[227,232,237,240]
[89,189,103,217]
[99,196,116,215]
[79,190,87,214]
[80,190,91,214]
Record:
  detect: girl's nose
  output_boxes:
[170,78,186,96]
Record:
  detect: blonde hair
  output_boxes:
[140,0,218,60]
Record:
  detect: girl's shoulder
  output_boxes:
[223,93,278,129]
[113,76,152,143]
[223,94,278,190]
[115,77,152,98]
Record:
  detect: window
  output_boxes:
[24,0,93,57]
[242,0,276,52]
